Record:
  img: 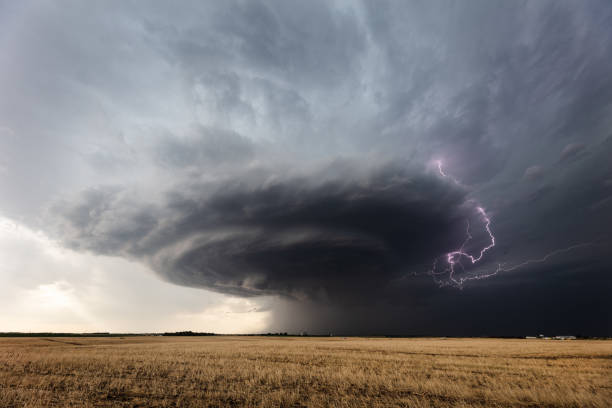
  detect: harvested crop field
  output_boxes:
[0,336,610,407]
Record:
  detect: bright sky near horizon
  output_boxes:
[0,217,271,333]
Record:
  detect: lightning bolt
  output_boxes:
[429,160,593,288]
[436,160,461,185]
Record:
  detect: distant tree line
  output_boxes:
[161,332,290,336]
[162,331,216,336]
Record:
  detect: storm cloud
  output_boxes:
[50,160,472,301]
[2,0,611,334]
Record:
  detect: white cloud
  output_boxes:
[0,216,272,333]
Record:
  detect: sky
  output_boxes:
[1,0,611,336]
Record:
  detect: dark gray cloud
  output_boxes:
[3,0,612,334]
[50,160,471,301]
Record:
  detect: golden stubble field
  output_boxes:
[0,336,610,408]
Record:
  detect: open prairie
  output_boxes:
[0,336,610,407]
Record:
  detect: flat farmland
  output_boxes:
[0,336,610,407]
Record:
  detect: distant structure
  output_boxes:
[528,334,576,340]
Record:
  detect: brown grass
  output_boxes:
[0,336,610,407]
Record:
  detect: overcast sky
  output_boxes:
[1,0,611,335]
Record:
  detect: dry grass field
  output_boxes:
[0,336,610,408]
